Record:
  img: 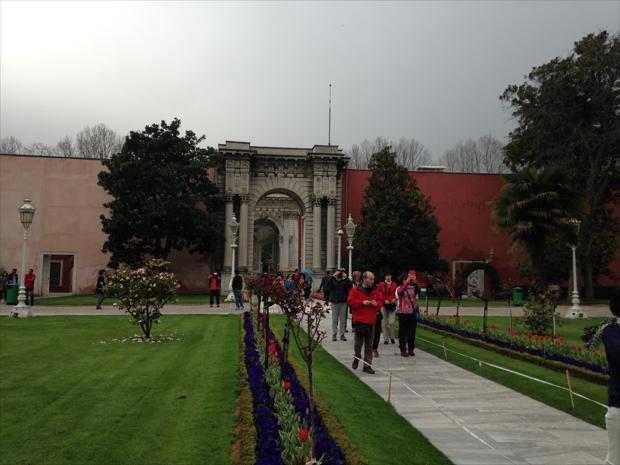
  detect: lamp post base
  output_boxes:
[12,303,33,318]
[564,307,587,319]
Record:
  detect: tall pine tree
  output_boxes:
[354,147,443,279]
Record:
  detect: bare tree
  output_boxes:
[56,135,76,157]
[25,142,57,156]
[0,136,24,154]
[76,124,124,159]
[348,136,431,169]
[439,135,508,173]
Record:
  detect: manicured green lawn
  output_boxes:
[0,315,239,465]
[416,325,608,428]
[271,316,453,465]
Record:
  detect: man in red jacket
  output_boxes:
[347,271,381,374]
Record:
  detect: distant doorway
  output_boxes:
[41,254,76,295]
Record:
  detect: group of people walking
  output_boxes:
[1,268,36,305]
[324,268,423,375]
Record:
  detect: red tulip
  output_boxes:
[282,381,291,390]
[269,344,276,354]
[299,428,309,442]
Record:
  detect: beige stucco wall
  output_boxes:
[0,154,112,294]
[0,154,216,295]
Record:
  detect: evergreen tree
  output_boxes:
[98,118,223,267]
[354,147,443,279]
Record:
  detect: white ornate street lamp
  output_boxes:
[337,228,344,270]
[345,214,356,278]
[14,199,36,318]
[226,212,239,302]
[566,218,586,318]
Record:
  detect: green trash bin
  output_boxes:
[512,287,524,306]
[6,284,19,305]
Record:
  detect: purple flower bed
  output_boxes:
[243,313,285,465]
[243,312,345,465]
[269,331,345,465]
[419,317,608,375]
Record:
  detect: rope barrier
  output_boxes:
[415,335,608,409]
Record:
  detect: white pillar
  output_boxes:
[224,196,233,270]
[326,198,336,270]
[238,196,249,270]
[300,215,306,270]
[280,218,289,271]
[312,197,322,270]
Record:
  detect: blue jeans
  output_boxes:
[233,290,244,309]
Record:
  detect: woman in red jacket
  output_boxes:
[347,271,382,374]
[377,273,398,345]
[207,272,221,308]
[25,268,36,306]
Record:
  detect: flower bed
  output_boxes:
[418,316,609,379]
[243,312,345,465]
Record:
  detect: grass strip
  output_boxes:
[232,315,257,465]
[271,316,453,465]
[416,325,608,428]
[0,315,239,465]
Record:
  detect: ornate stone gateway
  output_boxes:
[217,141,347,285]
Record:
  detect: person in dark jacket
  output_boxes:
[318,270,331,302]
[95,269,107,309]
[348,271,381,374]
[603,288,620,465]
[232,272,244,310]
[326,268,352,341]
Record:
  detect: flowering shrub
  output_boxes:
[105,259,179,339]
[522,292,559,335]
[419,315,608,375]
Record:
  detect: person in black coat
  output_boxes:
[232,272,244,310]
[326,269,352,341]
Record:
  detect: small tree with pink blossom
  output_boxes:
[105,259,179,339]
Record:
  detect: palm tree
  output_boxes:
[491,164,585,288]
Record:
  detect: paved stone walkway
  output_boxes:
[320,318,609,465]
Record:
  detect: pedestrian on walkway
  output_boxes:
[348,271,381,374]
[284,274,296,290]
[602,288,620,465]
[7,268,18,286]
[318,270,331,302]
[346,270,362,334]
[25,269,36,306]
[232,271,244,310]
[327,268,352,341]
[378,273,398,345]
[396,270,422,357]
[207,271,221,308]
[95,269,107,309]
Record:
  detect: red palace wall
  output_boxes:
[342,169,620,287]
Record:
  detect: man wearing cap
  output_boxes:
[347,271,381,374]
[326,268,352,341]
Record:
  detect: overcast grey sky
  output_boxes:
[1,1,619,158]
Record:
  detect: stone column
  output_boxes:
[224,195,234,270]
[312,196,322,270]
[281,216,290,271]
[326,197,336,270]
[238,195,249,270]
